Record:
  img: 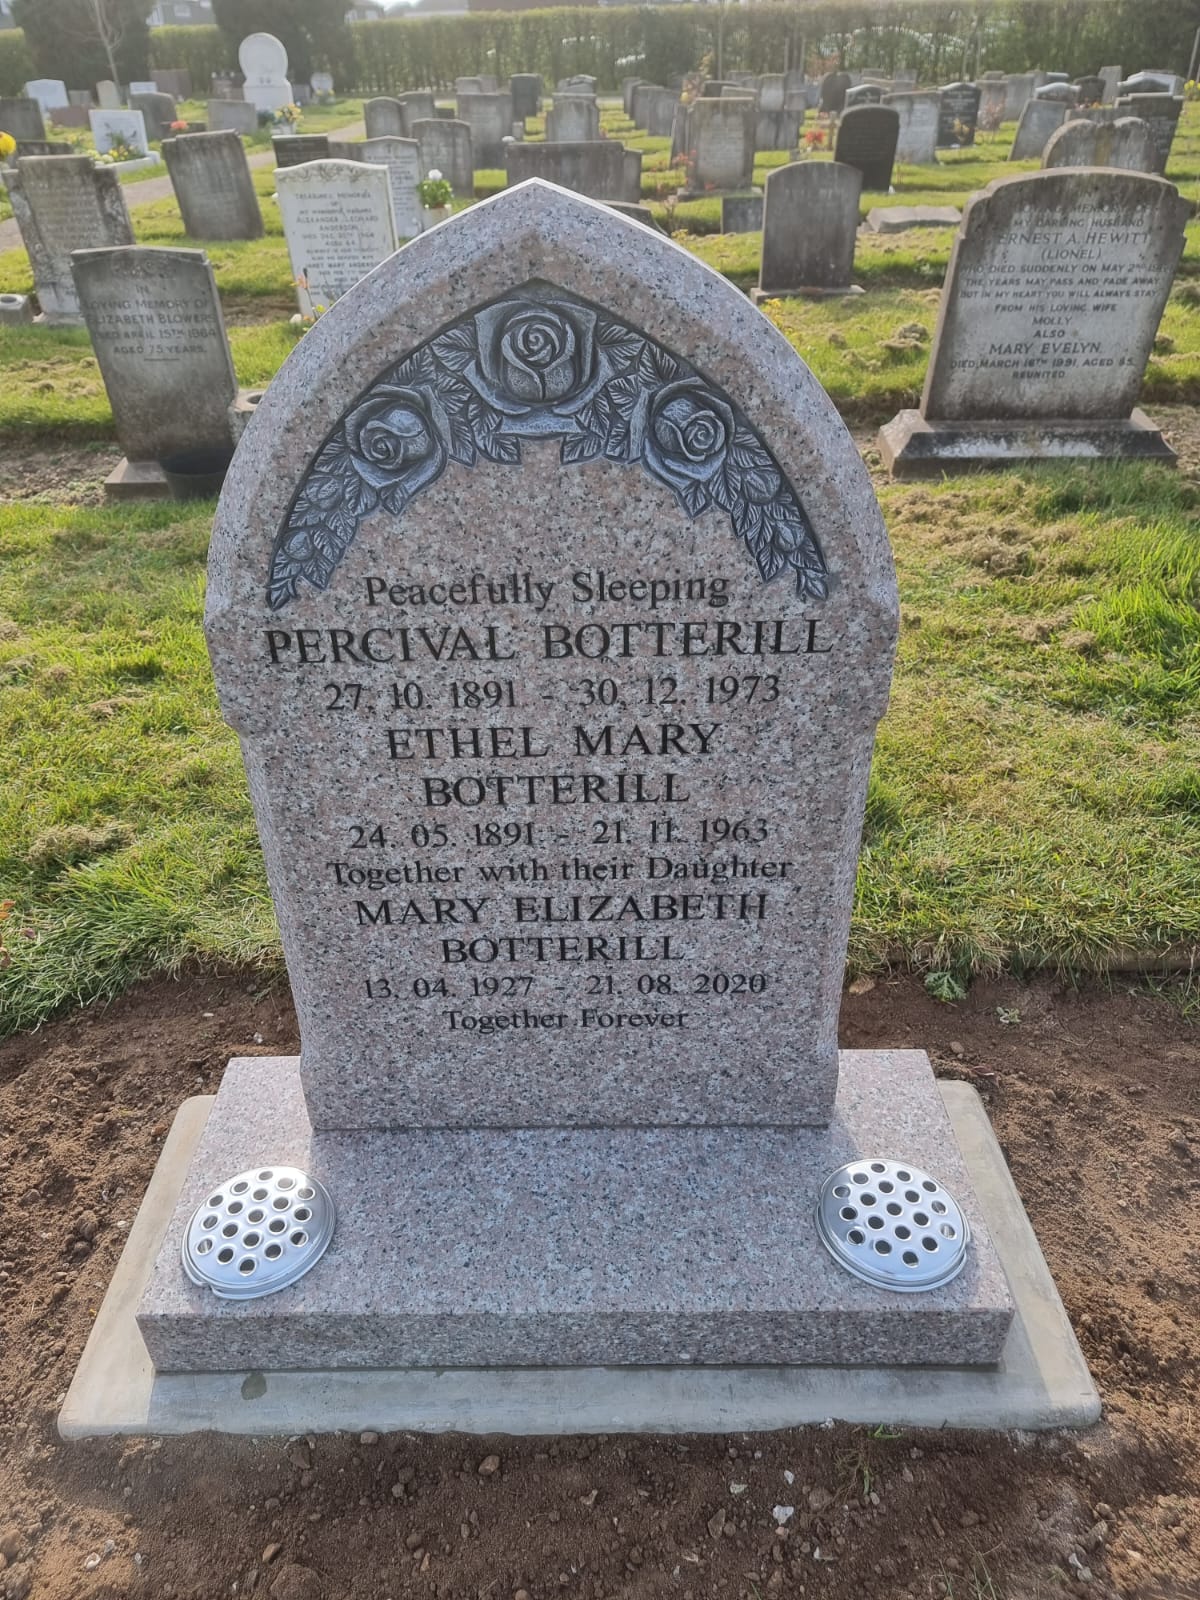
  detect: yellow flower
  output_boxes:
[0,131,16,160]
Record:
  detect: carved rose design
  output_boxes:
[472,295,600,412]
[643,380,734,493]
[344,384,448,493]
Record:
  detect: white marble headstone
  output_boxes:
[89,108,149,157]
[276,158,397,315]
[23,79,68,117]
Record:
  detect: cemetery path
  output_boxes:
[0,969,1197,1599]
[0,121,369,253]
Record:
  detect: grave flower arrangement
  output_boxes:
[418,170,452,209]
[269,284,827,610]
[0,130,15,164]
[803,127,827,151]
[273,103,302,128]
[97,134,141,164]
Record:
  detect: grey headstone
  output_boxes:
[505,140,626,201]
[510,75,542,123]
[209,100,259,137]
[759,74,786,112]
[721,193,762,232]
[937,82,980,147]
[834,105,900,191]
[130,91,176,140]
[23,80,68,116]
[758,161,861,296]
[1098,66,1122,104]
[1118,71,1182,97]
[364,98,406,140]
[274,134,332,170]
[1003,73,1036,121]
[0,98,47,143]
[1114,94,1182,173]
[71,245,236,464]
[977,80,1007,131]
[545,94,599,144]
[88,109,149,156]
[880,169,1188,472]
[1043,115,1159,172]
[1,154,134,323]
[883,92,940,164]
[819,71,851,113]
[754,110,800,151]
[607,199,662,230]
[397,91,436,127]
[455,92,513,168]
[163,130,264,241]
[1075,76,1105,106]
[621,76,643,118]
[1009,98,1068,160]
[684,97,756,191]
[411,118,473,197]
[68,90,94,108]
[13,140,72,158]
[844,84,883,110]
[276,159,397,315]
[633,86,677,138]
[454,77,483,97]
[621,148,642,204]
[865,205,961,233]
[360,136,424,239]
[1033,82,1079,105]
[96,81,122,111]
[312,72,335,97]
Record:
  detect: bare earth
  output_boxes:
[0,969,1197,1600]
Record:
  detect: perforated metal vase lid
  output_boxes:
[816,1158,970,1292]
[182,1166,335,1300]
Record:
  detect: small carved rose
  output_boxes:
[643,380,734,494]
[472,295,600,412]
[343,384,448,494]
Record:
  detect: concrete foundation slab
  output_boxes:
[59,1082,1100,1437]
[878,407,1177,476]
[135,1051,1013,1372]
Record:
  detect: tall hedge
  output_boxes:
[144,0,1200,95]
[0,30,35,99]
[148,24,236,88]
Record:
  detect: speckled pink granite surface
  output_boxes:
[138,1050,1014,1372]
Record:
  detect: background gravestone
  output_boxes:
[163,129,264,241]
[23,80,68,117]
[977,79,1007,131]
[277,159,397,316]
[88,109,148,156]
[684,97,756,192]
[884,92,939,163]
[239,31,292,114]
[754,161,862,301]
[411,118,473,197]
[1042,115,1158,173]
[130,91,176,140]
[545,95,599,143]
[364,98,405,140]
[510,75,542,122]
[1114,94,1182,173]
[1009,97,1068,160]
[1003,72,1035,121]
[844,83,883,109]
[1099,65,1122,103]
[96,81,122,111]
[0,98,46,142]
[72,245,237,495]
[879,169,1189,474]
[721,193,762,232]
[937,82,980,146]
[759,74,785,111]
[834,104,899,192]
[455,92,513,168]
[819,70,851,113]
[505,140,625,201]
[209,100,258,136]
[2,153,134,323]
[274,134,332,169]
[360,136,425,239]
[396,91,435,129]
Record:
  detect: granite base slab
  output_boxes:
[878,407,1177,476]
[104,457,171,500]
[136,1051,1013,1374]
[865,205,962,232]
[60,1084,1099,1436]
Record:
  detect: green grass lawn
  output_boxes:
[0,99,1199,1031]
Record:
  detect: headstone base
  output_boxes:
[104,457,171,501]
[135,1050,1013,1374]
[878,408,1176,476]
[59,1081,1099,1437]
[751,285,864,304]
[865,205,962,232]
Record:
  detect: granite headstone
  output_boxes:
[364,98,406,140]
[879,169,1189,473]
[937,82,980,147]
[754,161,862,300]
[1114,94,1182,174]
[721,193,763,232]
[834,105,899,191]
[545,94,599,144]
[360,135,424,238]
[274,134,332,169]
[504,140,625,201]
[883,92,939,164]
[456,92,513,168]
[1042,115,1159,173]
[209,100,259,136]
[2,153,134,323]
[510,75,542,123]
[0,97,46,142]
[1009,97,1068,160]
[411,118,473,197]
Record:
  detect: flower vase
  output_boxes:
[422,204,452,229]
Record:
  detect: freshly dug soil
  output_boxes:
[0,970,1197,1600]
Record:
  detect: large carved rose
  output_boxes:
[343,384,449,493]
[471,294,600,414]
[643,380,734,494]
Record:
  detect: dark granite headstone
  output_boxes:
[834,105,900,191]
[937,82,980,147]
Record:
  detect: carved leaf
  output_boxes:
[431,324,477,372]
[561,431,605,464]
